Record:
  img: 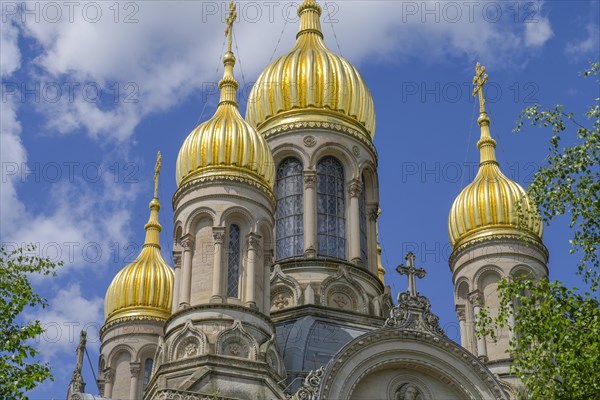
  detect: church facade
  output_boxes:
[67,1,549,399]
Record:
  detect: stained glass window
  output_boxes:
[359,175,368,266]
[142,358,153,392]
[317,157,346,259]
[275,157,304,260]
[227,224,241,297]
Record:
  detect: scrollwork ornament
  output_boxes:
[290,366,325,400]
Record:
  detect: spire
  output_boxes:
[144,151,162,249]
[297,0,323,39]
[219,0,239,106]
[472,62,498,167]
[66,331,86,399]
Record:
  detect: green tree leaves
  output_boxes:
[0,244,62,399]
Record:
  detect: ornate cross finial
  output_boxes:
[396,252,426,296]
[153,151,162,198]
[472,62,489,114]
[225,0,237,53]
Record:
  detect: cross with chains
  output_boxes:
[472,62,489,114]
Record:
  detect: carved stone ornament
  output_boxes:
[272,293,290,310]
[289,366,325,400]
[384,292,446,337]
[179,234,195,251]
[213,230,226,244]
[304,172,317,189]
[303,135,317,147]
[347,179,363,198]
[395,383,425,400]
[352,145,360,157]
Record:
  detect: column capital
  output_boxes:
[173,251,182,269]
[129,362,141,377]
[247,232,261,249]
[367,206,380,222]
[348,178,363,198]
[213,226,226,244]
[304,170,316,189]
[103,368,114,384]
[468,290,483,305]
[455,304,467,321]
[179,233,195,251]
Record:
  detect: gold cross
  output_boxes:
[472,62,489,114]
[153,151,162,198]
[396,252,426,297]
[225,1,237,53]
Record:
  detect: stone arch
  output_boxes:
[134,343,157,364]
[216,320,258,360]
[317,328,509,400]
[260,335,286,379]
[169,320,208,361]
[173,224,183,250]
[310,142,359,181]
[320,265,369,313]
[360,161,379,204]
[455,278,470,302]
[219,206,254,230]
[184,207,216,235]
[510,264,536,279]
[106,343,134,368]
[474,265,504,293]
[271,144,310,171]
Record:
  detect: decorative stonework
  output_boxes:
[395,382,425,400]
[270,264,302,309]
[130,362,141,377]
[352,145,360,157]
[384,292,446,337]
[368,207,380,222]
[212,230,225,244]
[271,292,291,310]
[347,178,363,198]
[263,120,376,156]
[320,265,369,314]
[215,320,258,360]
[303,135,317,147]
[303,173,316,189]
[289,366,325,400]
[180,234,195,251]
[169,320,208,361]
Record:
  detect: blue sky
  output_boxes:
[1,1,598,398]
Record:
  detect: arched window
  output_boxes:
[317,156,346,259]
[142,358,153,393]
[275,157,304,259]
[227,224,241,297]
[359,175,368,266]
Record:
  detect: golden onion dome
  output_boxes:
[104,154,174,325]
[448,111,543,250]
[176,39,275,191]
[245,0,376,140]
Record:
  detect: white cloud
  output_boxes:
[566,24,600,59]
[25,283,103,361]
[524,17,553,47]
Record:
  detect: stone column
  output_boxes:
[172,252,182,313]
[348,179,362,264]
[367,206,379,274]
[103,369,114,398]
[245,233,261,308]
[303,171,317,258]
[469,291,488,362]
[129,363,140,400]
[455,304,468,350]
[211,227,226,302]
[179,234,194,308]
